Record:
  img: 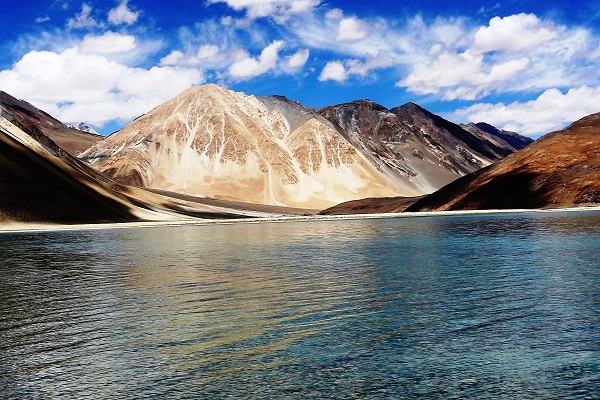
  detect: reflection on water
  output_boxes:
[1,211,600,399]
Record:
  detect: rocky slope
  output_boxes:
[82,85,529,209]
[0,91,102,156]
[317,101,531,193]
[405,113,600,211]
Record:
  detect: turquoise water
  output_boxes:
[1,211,600,399]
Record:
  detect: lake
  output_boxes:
[1,211,600,399]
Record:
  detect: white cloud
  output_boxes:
[79,32,136,55]
[35,16,51,23]
[108,0,140,26]
[345,52,395,78]
[395,13,599,101]
[286,49,309,69]
[160,50,185,66]
[207,0,321,23]
[473,14,558,53]
[0,46,203,127]
[319,61,347,82]
[67,3,102,29]
[160,44,250,71]
[337,17,370,43]
[194,45,219,62]
[228,40,285,79]
[400,51,530,100]
[325,8,343,20]
[454,86,600,136]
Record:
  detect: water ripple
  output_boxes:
[1,211,600,398]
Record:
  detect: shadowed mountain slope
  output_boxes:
[406,113,600,211]
[461,122,534,151]
[0,91,102,156]
[0,116,142,223]
[318,195,425,215]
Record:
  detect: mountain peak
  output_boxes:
[66,122,99,135]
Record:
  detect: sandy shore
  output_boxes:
[2,206,600,233]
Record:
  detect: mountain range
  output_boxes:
[2,83,597,225]
[405,113,600,211]
[79,84,530,209]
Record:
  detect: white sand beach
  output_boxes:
[2,206,600,233]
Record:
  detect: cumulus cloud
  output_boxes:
[473,14,558,53]
[108,0,140,26]
[400,51,530,100]
[337,17,370,43]
[0,45,203,127]
[318,52,394,82]
[454,86,600,136]
[325,8,343,20]
[286,49,310,69]
[79,32,136,55]
[319,61,347,82]
[67,3,102,29]
[206,0,321,23]
[228,40,285,80]
[396,13,597,101]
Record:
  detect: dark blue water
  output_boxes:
[1,211,600,399]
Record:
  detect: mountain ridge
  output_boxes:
[0,91,102,156]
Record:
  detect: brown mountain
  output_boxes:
[405,113,600,211]
[0,91,102,156]
[319,195,425,215]
[81,85,528,209]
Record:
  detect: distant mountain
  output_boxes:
[81,85,527,209]
[460,122,533,152]
[406,113,600,211]
[319,195,425,215]
[66,122,99,135]
[318,101,532,191]
[0,91,102,156]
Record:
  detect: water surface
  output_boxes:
[1,211,600,399]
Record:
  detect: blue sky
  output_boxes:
[1,1,600,137]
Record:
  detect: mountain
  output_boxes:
[0,91,102,156]
[319,195,425,215]
[405,113,600,211]
[460,122,533,151]
[82,85,408,209]
[0,103,299,224]
[0,114,141,223]
[81,85,528,209]
[66,122,99,135]
[317,101,532,195]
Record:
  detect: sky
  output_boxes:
[1,1,600,137]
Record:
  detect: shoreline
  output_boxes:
[2,205,600,233]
